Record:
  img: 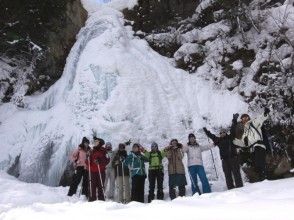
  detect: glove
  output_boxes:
[125,139,131,146]
[233,113,239,121]
[203,127,208,133]
[264,107,270,116]
[95,159,100,164]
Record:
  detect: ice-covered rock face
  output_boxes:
[0,2,247,186]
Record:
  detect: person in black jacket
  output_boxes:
[112,143,131,203]
[203,126,243,190]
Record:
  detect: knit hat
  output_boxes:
[93,136,105,146]
[82,137,90,144]
[151,142,158,149]
[188,133,196,139]
[118,143,126,150]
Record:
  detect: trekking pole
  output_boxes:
[87,157,93,199]
[97,161,106,200]
[116,163,120,202]
[206,136,219,180]
[121,159,126,203]
[210,149,218,180]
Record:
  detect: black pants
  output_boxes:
[131,175,146,203]
[169,185,185,200]
[222,157,243,190]
[253,146,267,181]
[89,171,106,202]
[68,166,88,196]
[148,169,164,202]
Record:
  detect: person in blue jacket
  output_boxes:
[124,143,148,203]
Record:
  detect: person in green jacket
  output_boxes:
[144,142,166,202]
[124,143,148,203]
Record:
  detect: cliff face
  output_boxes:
[0,0,87,105]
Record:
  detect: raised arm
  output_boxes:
[203,127,218,143]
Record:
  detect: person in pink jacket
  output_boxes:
[67,137,90,197]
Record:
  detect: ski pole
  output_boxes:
[210,149,218,180]
[121,158,126,203]
[87,156,93,199]
[116,162,120,202]
[97,161,106,200]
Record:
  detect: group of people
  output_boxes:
[67,107,270,203]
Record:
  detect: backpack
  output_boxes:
[249,123,272,153]
[149,151,162,161]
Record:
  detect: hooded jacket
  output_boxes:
[233,114,268,150]
[70,146,88,169]
[124,151,148,177]
[87,146,110,173]
[166,147,185,175]
[182,143,214,166]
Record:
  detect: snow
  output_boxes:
[231,60,244,70]
[1,171,294,220]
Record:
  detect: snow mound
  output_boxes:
[1,172,294,220]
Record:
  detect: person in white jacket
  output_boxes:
[183,133,214,195]
[232,107,270,181]
[104,142,116,199]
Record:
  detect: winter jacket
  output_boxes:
[233,114,268,150]
[144,150,166,170]
[166,147,185,175]
[112,150,130,177]
[204,129,238,160]
[182,143,214,166]
[87,146,110,173]
[124,151,148,177]
[70,147,88,169]
[105,151,115,169]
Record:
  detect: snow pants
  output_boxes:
[105,167,115,199]
[253,146,267,181]
[116,175,131,203]
[68,166,88,197]
[131,175,146,203]
[88,171,106,202]
[222,156,243,189]
[188,165,211,195]
[148,169,164,202]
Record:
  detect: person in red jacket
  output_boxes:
[87,137,110,201]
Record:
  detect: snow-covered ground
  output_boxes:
[1,171,294,220]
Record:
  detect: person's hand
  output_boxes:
[233,113,239,120]
[164,146,171,151]
[125,139,132,146]
[139,146,145,152]
[264,107,270,116]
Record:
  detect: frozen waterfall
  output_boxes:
[0,3,247,186]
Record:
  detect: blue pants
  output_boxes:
[188,165,211,195]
